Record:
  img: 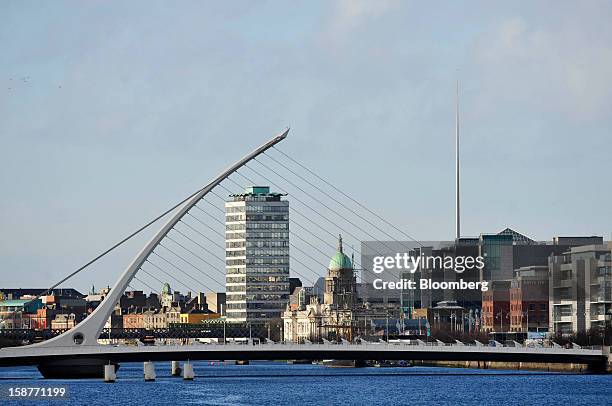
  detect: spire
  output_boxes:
[338,234,343,253]
[455,79,461,240]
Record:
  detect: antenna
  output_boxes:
[455,79,461,240]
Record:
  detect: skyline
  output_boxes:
[1,1,612,289]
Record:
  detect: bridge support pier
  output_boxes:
[104,364,116,383]
[183,361,194,380]
[171,360,181,377]
[144,362,156,381]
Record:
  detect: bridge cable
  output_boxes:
[221,174,372,280]
[216,182,335,283]
[156,243,225,289]
[176,221,226,258]
[143,259,199,294]
[251,157,417,261]
[227,171,383,282]
[31,184,223,302]
[273,147,424,247]
[212,181,324,288]
[150,251,210,292]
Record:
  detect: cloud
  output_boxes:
[470,15,612,122]
[325,0,401,45]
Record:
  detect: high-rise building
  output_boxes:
[225,186,290,322]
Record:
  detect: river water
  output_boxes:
[1,362,610,405]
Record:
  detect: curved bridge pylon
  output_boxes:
[28,128,289,349]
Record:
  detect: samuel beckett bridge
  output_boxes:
[0,129,608,379]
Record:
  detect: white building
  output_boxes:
[225,186,290,322]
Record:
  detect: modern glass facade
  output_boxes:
[225,186,290,322]
[479,234,513,281]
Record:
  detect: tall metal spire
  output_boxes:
[455,79,461,240]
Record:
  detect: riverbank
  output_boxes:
[412,360,592,373]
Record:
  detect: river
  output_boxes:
[1,362,610,405]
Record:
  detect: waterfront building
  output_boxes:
[549,243,612,334]
[179,308,221,324]
[123,311,145,329]
[225,186,290,322]
[143,309,167,329]
[509,266,549,332]
[50,313,77,330]
[283,236,395,342]
[27,308,57,330]
[0,299,42,329]
[479,230,602,282]
[481,280,511,332]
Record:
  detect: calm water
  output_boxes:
[1,362,611,405]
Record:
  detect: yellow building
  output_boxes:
[179,310,221,324]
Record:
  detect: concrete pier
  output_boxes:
[144,361,156,381]
[104,364,116,383]
[171,360,181,377]
[183,362,194,380]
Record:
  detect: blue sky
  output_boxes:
[1,1,611,290]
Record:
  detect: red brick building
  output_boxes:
[123,312,145,329]
[482,281,511,332]
[509,266,549,332]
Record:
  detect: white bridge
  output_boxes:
[0,128,609,376]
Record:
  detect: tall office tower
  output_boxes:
[225,186,290,322]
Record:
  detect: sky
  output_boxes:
[1,1,611,291]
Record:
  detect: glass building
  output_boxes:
[225,186,290,322]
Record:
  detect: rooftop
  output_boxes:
[229,185,286,199]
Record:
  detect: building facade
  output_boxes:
[509,266,549,332]
[549,243,612,334]
[225,186,290,322]
[481,280,511,332]
[282,236,397,343]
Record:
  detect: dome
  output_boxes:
[328,234,353,270]
[328,251,353,270]
[161,283,172,295]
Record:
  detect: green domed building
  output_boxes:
[324,235,357,308]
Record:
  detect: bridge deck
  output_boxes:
[0,342,604,367]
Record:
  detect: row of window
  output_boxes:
[226,275,289,283]
[226,302,287,310]
[226,267,289,275]
[226,283,290,293]
[509,303,547,312]
[226,214,289,222]
[226,241,289,248]
[226,248,289,257]
[226,223,288,231]
[226,258,290,266]
[226,293,289,302]
[226,232,289,240]
[226,205,289,213]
